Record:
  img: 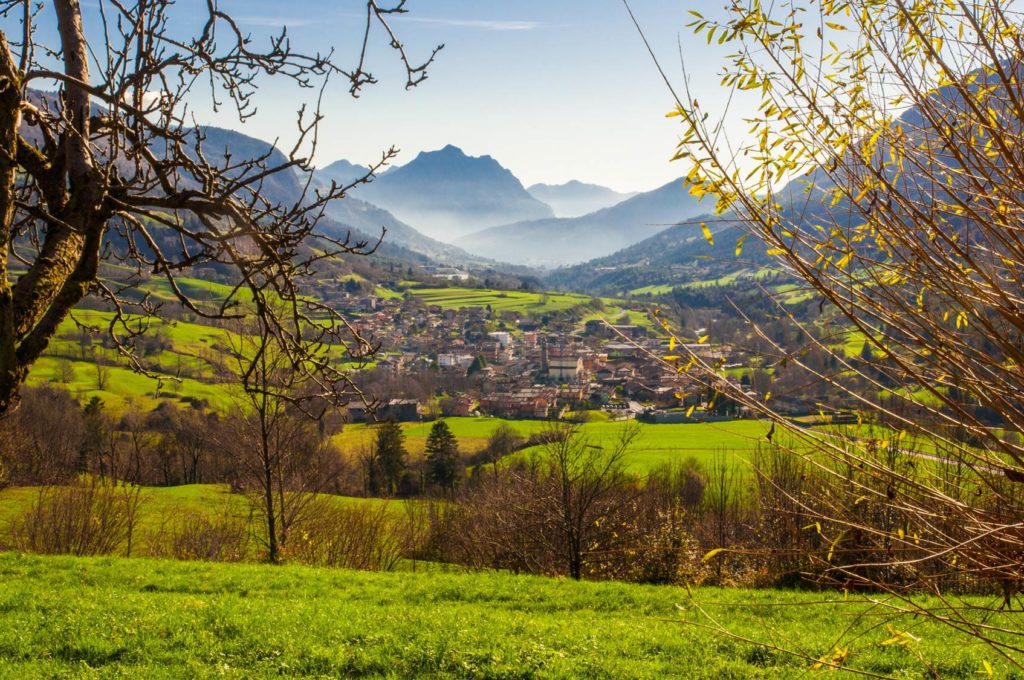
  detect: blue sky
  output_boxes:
[201,0,737,193]
[26,1,738,193]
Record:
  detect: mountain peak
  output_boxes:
[353,144,554,241]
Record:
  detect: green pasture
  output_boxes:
[629,283,677,296]
[579,307,654,329]
[27,308,370,413]
[407,286,603,314]
[629,268,786,297]
[335,417,774,473]
[0,552,1013,678]
[27,356,237,413]
[0,484,402,548]
[506,418,773,474]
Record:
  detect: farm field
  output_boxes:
[406,286,654,329]
[406,286,601,313]
[0,552,1011,678]
[334,417,774,473]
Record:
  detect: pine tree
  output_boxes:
[425,420,462,492]
[859,340,874,362]
[467,355,487,376]
[372,420,407,496]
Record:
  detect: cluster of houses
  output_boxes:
[332,286,759,423]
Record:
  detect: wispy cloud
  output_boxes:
[235,13,540,32]
[235,15,319,28]
[396,17,542,31]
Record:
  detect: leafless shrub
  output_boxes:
[0,386,84,484]
[284,497,403,571]
[144,506,251,562]
[9,480,142,556]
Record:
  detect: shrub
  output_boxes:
[144,506,251,562]
[9,480,142,556]
[285,498,404,571]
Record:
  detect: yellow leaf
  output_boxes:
[735,234,747,257]
[698,335,709,344]
[702,547,725,561]
[700,222,714,246]
[669,336,676,351]
[686,404,696,417]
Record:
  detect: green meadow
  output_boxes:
[26,306,372,413]
[0,552,1012,678]
[406,286,654,328]
[407,286,600,313]
[334,417,773,473]
[0,484,402,542]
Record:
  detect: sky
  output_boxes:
[196,0,736,194]
[18,1,741,194]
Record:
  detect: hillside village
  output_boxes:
[335,284,755,424]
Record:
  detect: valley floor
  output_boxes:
[0,553,1014,678]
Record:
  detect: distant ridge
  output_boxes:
[527,180,636,218]
[353,145,554,242]
[314,159,371,189]
[455,177,709,267]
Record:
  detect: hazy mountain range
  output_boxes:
[198,128,478,264]
[350,145,555,242]
[526,181,636,218]
[178,127,719,278]
[455,177,710,267]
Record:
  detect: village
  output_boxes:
[329,284,762,424]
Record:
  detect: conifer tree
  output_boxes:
[372,421,407,497]
[425,420,462,492]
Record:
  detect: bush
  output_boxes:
[9,480,142,556]
[284,498,405,571]
[145,506,251,562]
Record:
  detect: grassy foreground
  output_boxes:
[0,552,1013,678]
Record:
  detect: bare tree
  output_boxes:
[221,317,343,563]
[532,422,640,580]
[0,0,440,414]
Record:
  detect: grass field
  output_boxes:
[334,417,773,473]
[407,286,601,313]
[403,286,656,330]
[25,307,371,413]
[0,552,1013,678]
[0,484,401,546]
[25,308,242,412]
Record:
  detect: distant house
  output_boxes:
[546,346,583,383]
[346,403,370,423]
[432,267,470,281]
[440,394,476,417]
[584,319,647,340]
[488,331,513,348]
[379,399,422,422]
[437,352,474,369]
